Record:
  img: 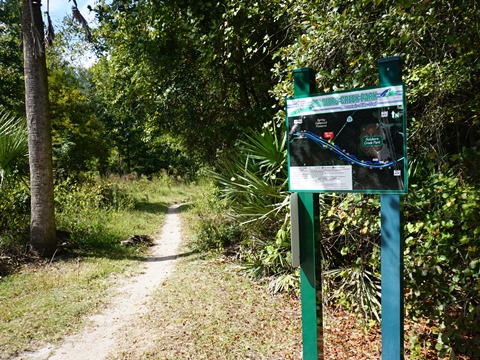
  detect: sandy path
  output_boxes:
[21,204,183,360]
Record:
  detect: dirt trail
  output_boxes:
[20,204,183,360]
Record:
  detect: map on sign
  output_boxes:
[286,84,407,194]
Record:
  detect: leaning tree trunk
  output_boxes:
[22,0,56,257]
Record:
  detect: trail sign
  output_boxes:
[286,84,407,194]
[291,58,406,360]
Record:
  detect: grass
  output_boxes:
[100,245,438,360]
[111,173,200,208]
[100,194,303,359]
[0,257,138,357]
[105,249,304,360]
[0,175,441,359]
[0,175,202,359]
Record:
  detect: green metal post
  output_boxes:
[293,68,323,360]
[378,57,404,360]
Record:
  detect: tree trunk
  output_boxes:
[22,0,57,257]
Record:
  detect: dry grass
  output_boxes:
[0,177,202,359]
[0,257,142,358]
[103,247,447,360]
[106,251,303,360]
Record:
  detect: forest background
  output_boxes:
[1,0,479,358]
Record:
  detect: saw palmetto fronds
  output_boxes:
[211,128,288,224]
[0,110,29,187]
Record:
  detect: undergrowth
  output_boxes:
[0,174,201,358]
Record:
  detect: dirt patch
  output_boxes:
[18,204,184,360]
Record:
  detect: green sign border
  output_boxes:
[286,83,408,194]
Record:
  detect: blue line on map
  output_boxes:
[292,131,398,169]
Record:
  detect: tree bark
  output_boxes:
[22,0,57,257]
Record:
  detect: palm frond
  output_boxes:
[45,12,55,46]
[71,2,92,42]
[0,110,29,186]
[324,266,381,322]
[211,127,288,224]
[238,129,286,171]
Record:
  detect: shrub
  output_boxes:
[53,177,137,255]
[404,168,480,358]
[188,186,245,253]
[320,193,382,321]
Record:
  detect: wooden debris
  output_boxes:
[121,235,154,247]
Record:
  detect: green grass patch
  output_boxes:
[0,257,137,358]
[109,173,201,208]
[0,176,204,358]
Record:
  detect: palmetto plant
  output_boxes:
[212,127,289,225]
[0,110,29,187]
[210,127,297,291]
[324,266,382,322]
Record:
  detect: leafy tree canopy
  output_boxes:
[0,0,24,114]
[91,0,291,163]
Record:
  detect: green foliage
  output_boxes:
[241,221,298,293]
[404,168,480,358]
[54,177,135,253]
[270,0,480,163]
[189,181,297,293]
[203,127,298,292]
[55,177,134,213]
[46,33,110,176]
[315,169,480,356]
[324,266,381,322]
[320,194,381,321]
[212,127,288,225]
[0,183,30,259]
[92,0,287,163]
[188,185,245,253]
[0,110,28,186]
[211,127,289,266]
[0,0,24,113]
[0,111,30,265]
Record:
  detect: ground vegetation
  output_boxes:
[1,0,479,357]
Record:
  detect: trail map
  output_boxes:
[286,84,407,193]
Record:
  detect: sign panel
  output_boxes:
[287,84,407,193]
